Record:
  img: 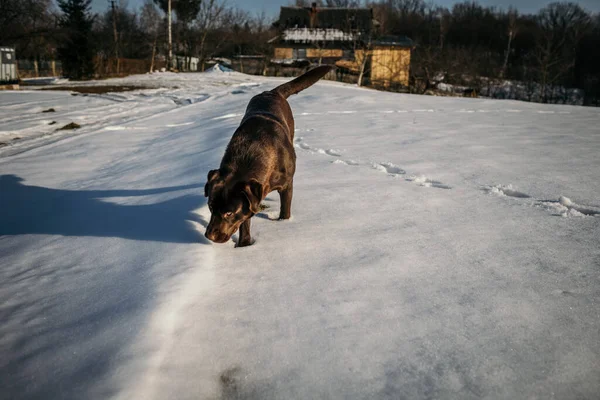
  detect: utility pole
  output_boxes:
[167,0,172,71]
[109,0,120,75]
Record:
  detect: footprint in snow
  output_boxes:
[332,159,359,166]
[406,175,452,189]
[293,137,340,157]
[325,149,342,157]
[485,185,598,218]
[485,184,530,198]
[294,134,450,189]
[371,162,405,176]
[536,196,599,217]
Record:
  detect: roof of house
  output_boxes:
[278,6,373,32]
[373,35,414,47]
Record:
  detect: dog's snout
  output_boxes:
[204,226,217,241]
[205,227,217,241]
[205,227,228,243]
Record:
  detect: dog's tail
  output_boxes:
[272,65,334,99]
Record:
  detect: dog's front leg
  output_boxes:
[237,218,253,247]
[278,183,293,220]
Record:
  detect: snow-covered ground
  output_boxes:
[1,69,599,399]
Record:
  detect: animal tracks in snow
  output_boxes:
[324,149,342,156]
[537,196,599,217]
[293,136,343,159]
[292,108,570,117]
[294,130,596,218]
[371,162,405,176]
[406,176,452,190]
[210,106,571,125]
[485,184,599,218]
[486,184,530,198]
[293,135,451,189]
[332,159,359,166]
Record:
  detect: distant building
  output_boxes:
[172,55,199,72]
[1,47,18,85]
[271,4,413,87]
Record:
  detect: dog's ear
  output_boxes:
[240,179,263,214]
[204,169,220,198]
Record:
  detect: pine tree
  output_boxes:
[57,0,95,79]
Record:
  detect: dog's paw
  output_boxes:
[235,238,255,248]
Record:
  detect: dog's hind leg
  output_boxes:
[278,182,293,220]
[237,219,253,247]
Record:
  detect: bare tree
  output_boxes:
[194,0,226,70]
[153,0,173,69]
[0,0,57,61]
[324,0,361,6]
[174,0,201,70]
[500,8,518,79]
[108,0,120,74]
[289,0,360,7]
[438,7,450,49]
[353,31,372,87]
[535,2,591,102]
[192,1,248,71]
[247,11,276,75]
[140,0,162,72]
[292,0,315,6]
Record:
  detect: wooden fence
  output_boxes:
[17,60,61,78]
[94,57,166,77]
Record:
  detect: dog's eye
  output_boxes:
[224,211,234,218]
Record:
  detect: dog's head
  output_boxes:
[203,169,263,243]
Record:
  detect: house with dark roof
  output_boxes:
[271,3,413,87]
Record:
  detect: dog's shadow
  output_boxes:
[253,197,280,221]
[254,212,278,221]
[0,174,209,244]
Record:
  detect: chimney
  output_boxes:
[309,2,318,29]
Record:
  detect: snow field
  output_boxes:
[1,68,599,399]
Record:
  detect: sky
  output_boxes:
[91,0,600,17]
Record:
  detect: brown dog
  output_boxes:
[204,65,333,247]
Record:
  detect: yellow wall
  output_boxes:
[275,45,412,87]
[354,49,367,66]
[369,47,411,87]
[274,48,293,59]
[306,48,343,58]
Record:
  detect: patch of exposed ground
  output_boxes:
[39,85,150,94]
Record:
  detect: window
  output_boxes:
[293,48,307,59]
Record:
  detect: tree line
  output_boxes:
[0,0,273,78]
[299,0,599,104]
[1,0,598,105]
[369,0,600,104]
